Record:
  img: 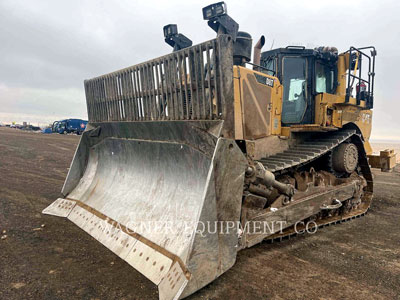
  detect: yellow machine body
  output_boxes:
[231,51,374,157]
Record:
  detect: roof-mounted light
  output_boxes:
[202,2,239,41]
[163,24,193,52]
[202,2,227,20]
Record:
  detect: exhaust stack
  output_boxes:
[253,35,265,69]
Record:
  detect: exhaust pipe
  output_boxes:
[253,35,265,69]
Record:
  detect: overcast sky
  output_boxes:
[1,0,399,140]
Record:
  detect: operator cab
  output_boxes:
[260,46,338,126]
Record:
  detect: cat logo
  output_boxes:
[254,74,274,87]
[362,113,371,124]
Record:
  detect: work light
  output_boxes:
[163,24,178,39]
[202,2,227,20]
[163,24,192,51]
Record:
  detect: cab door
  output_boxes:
[281,56,309,125]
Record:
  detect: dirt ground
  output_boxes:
[0,127,399,300]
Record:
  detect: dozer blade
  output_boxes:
[43,121,247,300]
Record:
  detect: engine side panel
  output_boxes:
[233,66,282,140]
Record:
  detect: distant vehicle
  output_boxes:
[23,124,41,131]
[52,119,88,135]
[42,127,53,134]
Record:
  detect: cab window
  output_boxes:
[282,56,307,124]
[315,62,335,94]
[262,57,276,76]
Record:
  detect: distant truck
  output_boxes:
[52,119,88,135]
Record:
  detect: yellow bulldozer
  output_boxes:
[43,2,377,299]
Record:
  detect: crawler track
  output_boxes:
[256,129,373,243]
[259,129,356,173]
[265,205,370,243]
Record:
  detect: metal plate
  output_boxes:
[110,230,137,260]
[42,198,76,217]
[98,222,121,250]
[67,138,213,262]
[158,262,188,300]
[67,205,93,230]
[125,240,173,285]
[82,214,106,241]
